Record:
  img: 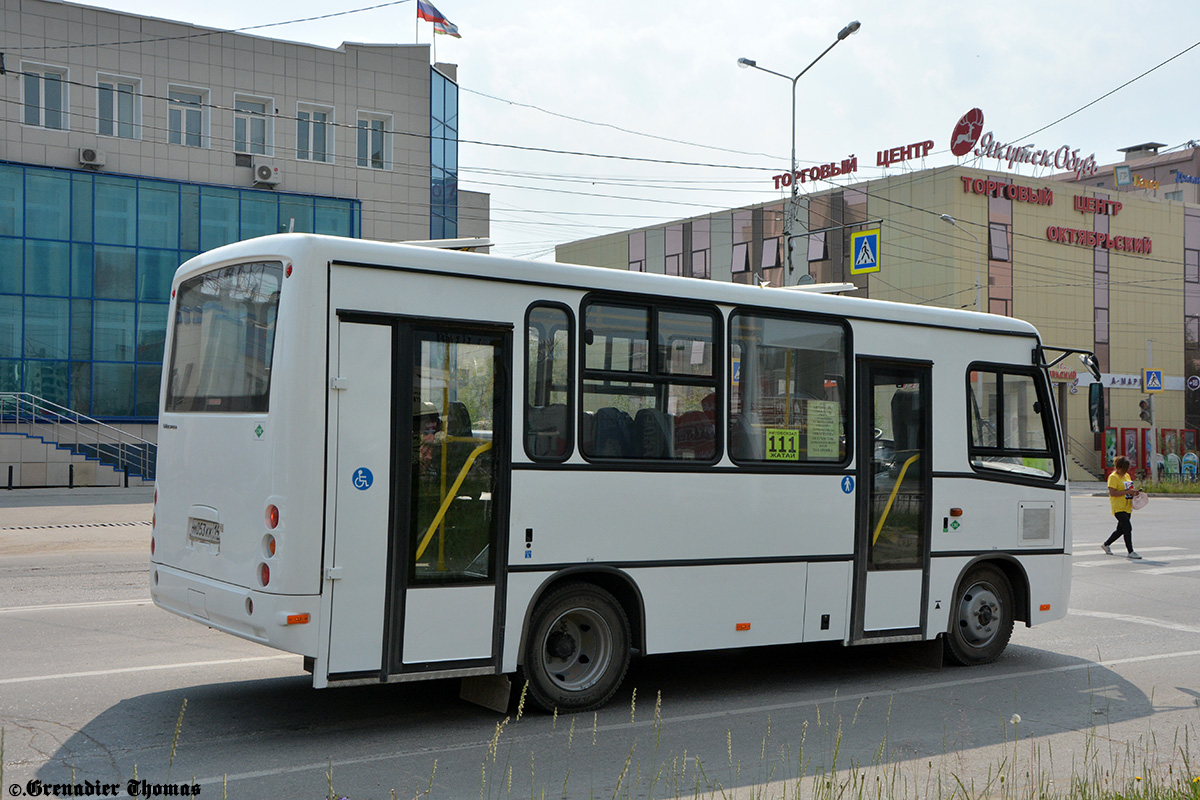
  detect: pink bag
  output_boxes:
[1132,492,1149,510]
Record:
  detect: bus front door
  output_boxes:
[852,360,932,643]
[328,317,511,680]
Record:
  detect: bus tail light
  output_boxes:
[736,622,751,631]
[949,508,963,517]
[151,536,155,555]
[286,613,310,625]
[264,534,277,557]
[266,504,279,530]
[259,562,270,587]
[1040,604,1051,612]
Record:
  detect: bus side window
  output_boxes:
[580,299,719,463]
[525,304,574,461]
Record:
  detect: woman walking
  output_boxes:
[1103,456,1142,559]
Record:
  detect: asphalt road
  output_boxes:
[1,485,1198,799]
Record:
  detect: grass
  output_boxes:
[1138,480,1200,496]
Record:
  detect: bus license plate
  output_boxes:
[188,518,222,545]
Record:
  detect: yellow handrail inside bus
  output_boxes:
[871,452,921,546]
[415,440,493,561]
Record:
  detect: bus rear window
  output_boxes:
[165,261,283,413]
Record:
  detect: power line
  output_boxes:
[5,0,414,53]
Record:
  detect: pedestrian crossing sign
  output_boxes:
[850,228,880,274]
[1142,369,1164,393]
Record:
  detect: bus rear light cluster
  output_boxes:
[259,562,271,587]
[150,536,156,555]
[266,504,279,530]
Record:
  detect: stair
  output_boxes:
[0,393,156,488]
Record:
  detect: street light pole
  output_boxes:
[940,213,981,311]
[738,20,861,280]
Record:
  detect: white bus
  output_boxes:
[151,233,1091,712]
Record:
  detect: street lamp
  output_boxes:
[940,213,981,311]
[739,20,861,279]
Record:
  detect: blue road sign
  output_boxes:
[850,229,880,274]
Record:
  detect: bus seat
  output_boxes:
[580,411,595,454]
[525,404,568,457]
[635,408,674,459]
[730,412,764,460]
[592,407,633,458]
[674,408,715,460]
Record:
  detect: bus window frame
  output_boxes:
[965,361,1062,484]
[726,305,854,472]
[577,291,723,467]
[523,301,576,463]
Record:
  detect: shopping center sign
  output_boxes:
[949,108,1101,180]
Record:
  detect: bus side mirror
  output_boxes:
[1088,383,1105,434]
[1078,353,1102,382]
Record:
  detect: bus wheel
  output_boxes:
[945,564,1013,666]
[523,582,631,713]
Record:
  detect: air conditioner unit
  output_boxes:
[79,147,106,167]
[252,160,281,186]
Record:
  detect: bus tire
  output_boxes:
[945,564,1013,666]
[522,582,631,713]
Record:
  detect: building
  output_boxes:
[557,161,1200,480]
[1,0,488,428]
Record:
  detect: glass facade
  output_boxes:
[0,162,360,421]
[430,68,459,240]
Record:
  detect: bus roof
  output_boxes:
[176,233,1041,339]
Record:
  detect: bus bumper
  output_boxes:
[150,563,320,656]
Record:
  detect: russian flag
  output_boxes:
[416,0,451,24]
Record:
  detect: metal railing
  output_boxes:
[0,392,156,481]
[1065,432,1103,479]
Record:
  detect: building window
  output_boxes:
[98,76,139,139]
[168,87,206,148]
[0,162,360,421]
[22,64,68,130]
[234,95,272,155]
[808,231,828,261]
[1166,190,1184,201]
[628,231,645,271]
[296,104,333,163]
[732,209,752,274]
[430,69,459,239]
[988,222,1011,262]
[357,113,392,170]
[691,218,711,279]
[665,224,683,276]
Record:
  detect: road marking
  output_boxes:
[0,654,295,686]
[1142,564,1200,576]
[1075,554,1200,568]
[1070,609,1200,635]
[193,646,1200,787]
[0,598,149,614]
[1070,546,1185,553]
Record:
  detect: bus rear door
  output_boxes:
[852,359,932,643]
[326,315,511,681]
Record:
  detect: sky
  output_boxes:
[83,0,1200,260]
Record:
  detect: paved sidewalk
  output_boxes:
[0,488,153,556]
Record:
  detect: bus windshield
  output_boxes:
[165,261,283,413]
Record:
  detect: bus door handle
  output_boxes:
[325,566,344,581]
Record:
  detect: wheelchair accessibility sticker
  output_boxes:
[352,467,374,490]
